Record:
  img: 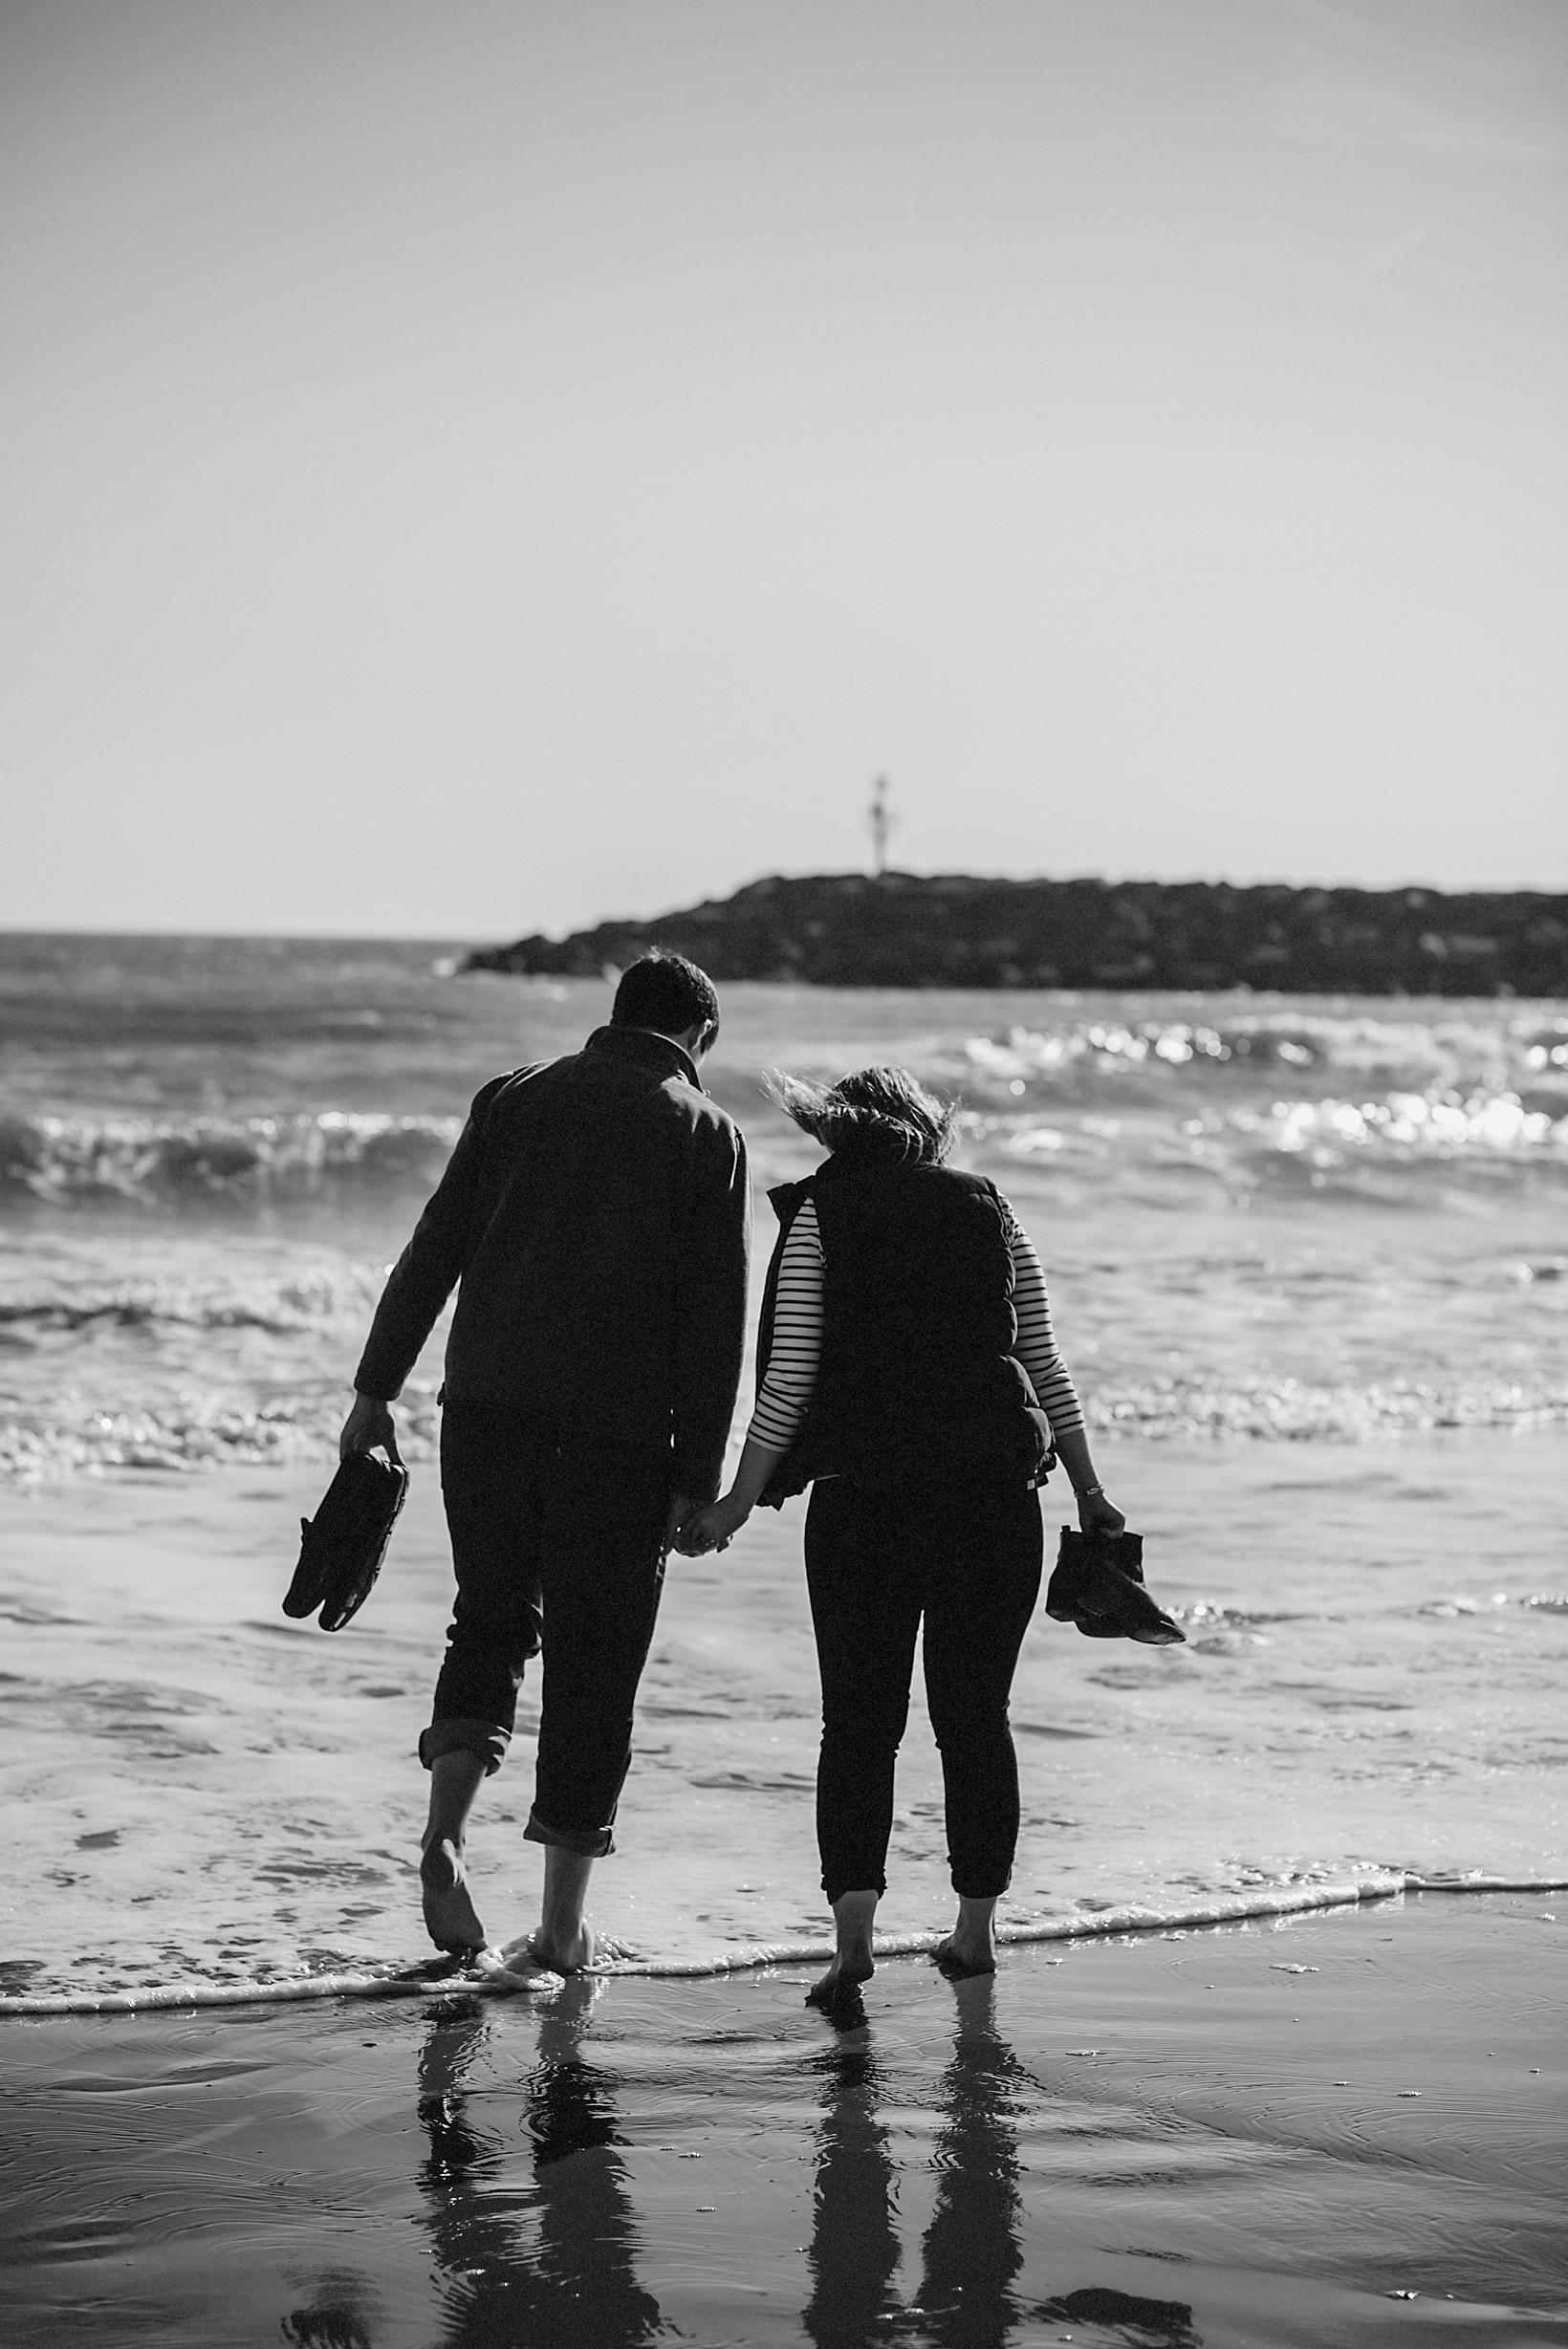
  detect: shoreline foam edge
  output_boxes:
[4,1871,1563,2019]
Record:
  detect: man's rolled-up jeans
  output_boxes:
[422,1403,671,1859]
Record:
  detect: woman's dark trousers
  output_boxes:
[804,1475,1044,1903]
[424,1402,670,1858]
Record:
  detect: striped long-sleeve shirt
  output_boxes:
[748,1193,1084,1455]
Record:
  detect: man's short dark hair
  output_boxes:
[611,951,721,1041]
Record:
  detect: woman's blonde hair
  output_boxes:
[765,1064,958,1165]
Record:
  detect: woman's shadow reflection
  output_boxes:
[417,1986,662,2349]
[804,1975,1199,2348]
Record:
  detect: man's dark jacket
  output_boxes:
[353,1025,750,1499]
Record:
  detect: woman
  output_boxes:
[681,1065,1124,2005]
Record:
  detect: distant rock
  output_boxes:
[462,872,1568,995]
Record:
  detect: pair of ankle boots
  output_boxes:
[1045,1528,1186,1646]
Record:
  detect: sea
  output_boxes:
[1,932,1565,2005]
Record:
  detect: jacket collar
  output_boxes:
[584,1023,704,1090]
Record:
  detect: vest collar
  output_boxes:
[815,1139,923,1185]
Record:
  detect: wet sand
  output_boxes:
[2,1896,1563,2348]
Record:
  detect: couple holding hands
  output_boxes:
[339,951,1127,2007]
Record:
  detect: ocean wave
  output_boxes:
[964,1008,1568,1093]
[0,1262,387,1336]
[1181,1091,1568,1170]
[963,1012,1568,1155]
[0,1387,442,1483]
[1084,1373,1568,1440]
[8,1014,1567,1215]
[0,1111,462,1206]
[969,1097,1568,1192]
[951,1013,1568,1194]
[4,1368,1562,1486]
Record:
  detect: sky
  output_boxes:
[3,0,1565,941]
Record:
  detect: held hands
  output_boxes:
[673,1492,752,1556]
[661,1491,743,1557]
[672,1435,779,1557]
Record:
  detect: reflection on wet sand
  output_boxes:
[417,1988,662,2349]
[406,1971,1201,2347]
[280,2270,378,2349]
[920,1975,1028,2339]
[802,2003,903,2343]
[806,1975,1200,2347]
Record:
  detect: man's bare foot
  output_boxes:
[931,1932,997,1979]
[477,1941,558,1993]
[500,1924,632,1975]
[420,1837,486,1955]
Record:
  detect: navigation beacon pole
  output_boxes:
[868,774,895,877]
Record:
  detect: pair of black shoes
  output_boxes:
[1045,1528,1186,1646]
[282,1449,408,1632]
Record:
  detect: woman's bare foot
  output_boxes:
[932,1893,999,1978]
[931,1933,996,1978]
[420,1837,486,1955]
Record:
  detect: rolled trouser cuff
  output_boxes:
[822,1872,889,1904]
[419,1716,511,1776]
[523,1806,615,1860]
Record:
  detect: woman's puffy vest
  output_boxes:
[755,1152,1051,1497]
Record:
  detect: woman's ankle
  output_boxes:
[953,1894,998,1947]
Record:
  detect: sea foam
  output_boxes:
[4,1872,1563,2016]
[0,1111,462,1207]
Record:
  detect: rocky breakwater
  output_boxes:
[463,873,1568,996]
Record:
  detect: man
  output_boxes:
[339,951,749,1972]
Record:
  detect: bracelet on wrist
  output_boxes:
[1076,1482,1104,1501]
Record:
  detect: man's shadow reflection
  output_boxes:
[804,1974,1199,2348]
[417,1986,662,2349]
